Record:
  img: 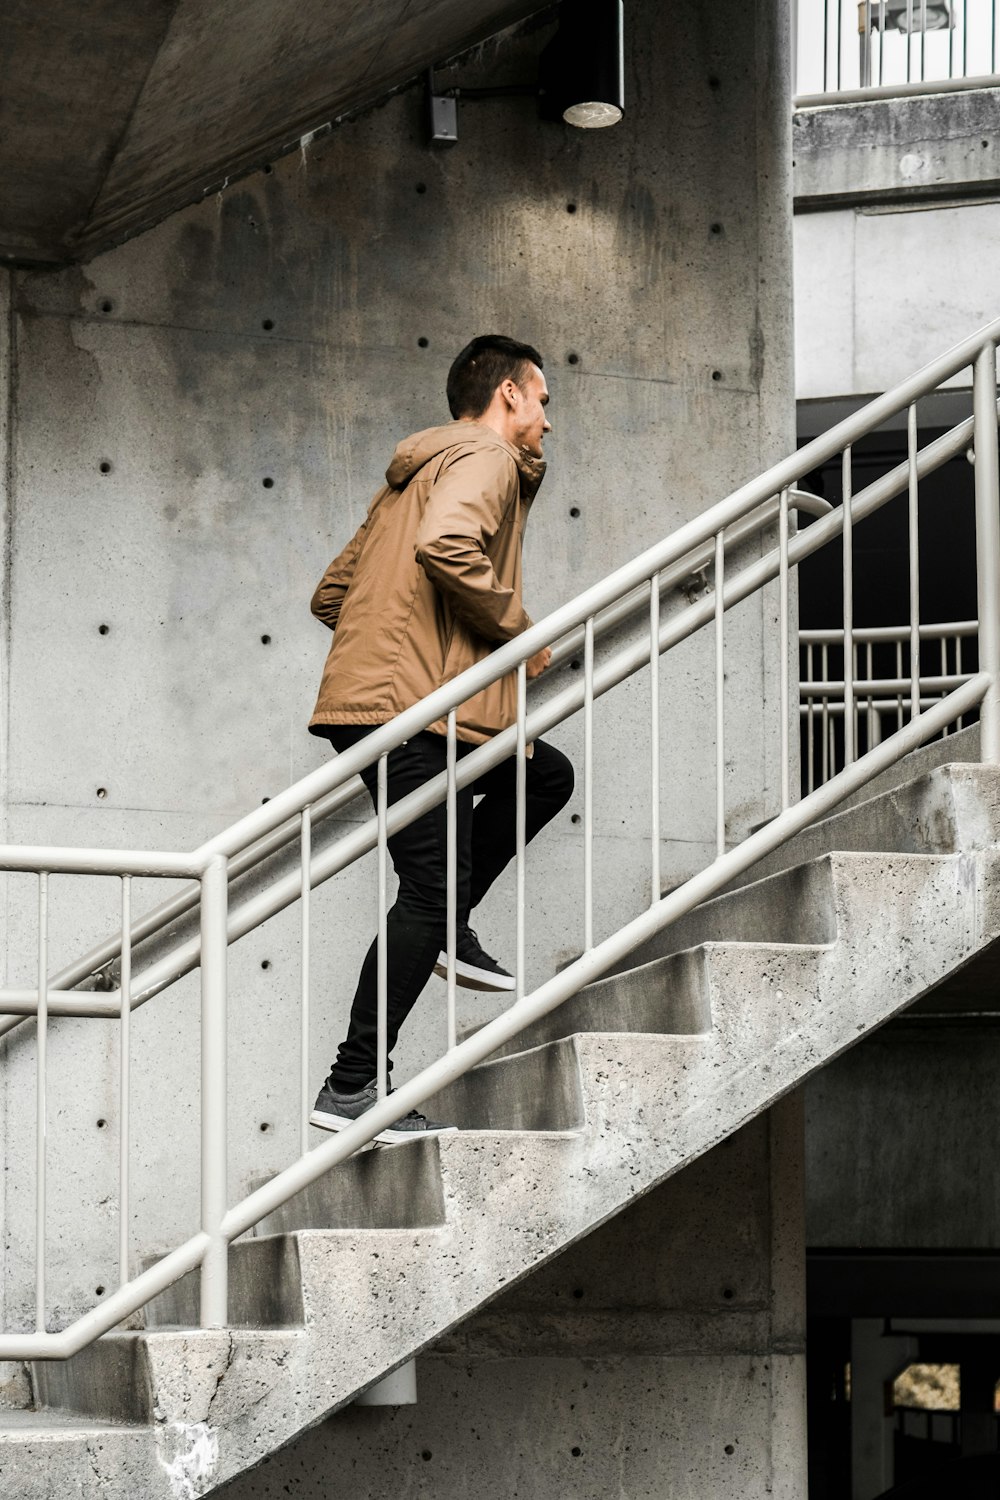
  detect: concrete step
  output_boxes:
[143,1233,305,1329]
[720,758,1000,896]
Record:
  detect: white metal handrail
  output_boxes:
[2,316,999,1360]
[795,0,1000,102]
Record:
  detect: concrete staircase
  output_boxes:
[3,749,999,1498]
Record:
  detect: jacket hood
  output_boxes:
[386,421,547,501]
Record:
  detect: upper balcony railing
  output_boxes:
[796,0,1000,103]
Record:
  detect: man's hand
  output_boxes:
[525,646,552,680]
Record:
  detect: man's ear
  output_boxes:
[499,377,519,411]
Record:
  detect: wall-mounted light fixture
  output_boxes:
[426,0,625,146]
[539,0,625,128]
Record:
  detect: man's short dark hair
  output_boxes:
[447,335,544,420]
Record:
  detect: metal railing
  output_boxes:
[795,0,1000,102]
[801,620,978,788]
[1,318,1000,1361]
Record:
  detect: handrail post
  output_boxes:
[199,854,229,1327]
[974,341,1000,763]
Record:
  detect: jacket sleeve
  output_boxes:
[414,449,532,643]
[310,492,383,630]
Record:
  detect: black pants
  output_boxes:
[325,726,574,1089]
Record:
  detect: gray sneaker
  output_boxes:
[309,1079,457,1145]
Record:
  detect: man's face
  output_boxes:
[511,364,551,459]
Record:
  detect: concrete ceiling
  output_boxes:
[0,0,542,268]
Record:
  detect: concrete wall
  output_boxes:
[220,1102,806,1500]
[795,198,1000,405]
[0,0,794,1369]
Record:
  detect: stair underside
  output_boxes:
[5,758,1000,1498]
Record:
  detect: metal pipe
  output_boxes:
[974,342,1000,761]
[779,489,791,810]
[908,404,921,723]
[801,621,978,643]
[119,876,131,1288]
[516,664,527,999]
[649,573,661,903]
[376,756,388,1100]
[300,808,311,1158]
[794,70,1000,105]
[199,856,228,1328]
[35,872,48,1334]
[843,447,856,766]
[715,532,726,856]
[583,617,595,952]
[802,673,969,695]
[807,643,816,794]
[446,713,458,1049]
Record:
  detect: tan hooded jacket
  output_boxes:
[308,421,546,746]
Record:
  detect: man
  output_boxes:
[307,334,574,1143]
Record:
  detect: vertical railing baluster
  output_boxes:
[515,663,527,999]
[921,0,927,79]
[843,447,856,767]
[861,0,872,86]
[824,0,830,89]
[949,0,954,76]
[200,854,228,1328]
[446,711,458,1045]
[941,636,949,734]
[299,807,311,1157]
[866,641,874,756]
[36,871,48,1333]
[880,0,886,83]
[583,617,595,951]
[906,0,914,79]
[807,643,816,795]
[957,633,965,728]
[119,874,131,1288]
[974,341,1000,762]
[649,574,661,905]
[821,643,830,786]
[376,756,388,1101]
[779,489,791,810]
[963,0,968,77]
[908,403,921,724]
[715,531,726,856]
[837,0,844,88]
[896,639,904,729]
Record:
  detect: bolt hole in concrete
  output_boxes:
[570,659,581,670]
[571,1447,582,1458]
[262,318,274,330]
[566,202,577,213]
[261,959,271,970]
[421,1451,432,1462]
[712,370,722,382]
[567,352,580,365]
[98,624,110,635]
[261,797,270,804]
[710,222,723,234]
[415,182,427,194]
[259,1122,271,1132]
[723,1287,734,1299]
[418,337,429,348]
[96,787,108,800]
[261,634,271,645]
[572,1287,584,1298]
[569,506,580,518]
[571,813,581,824]
[100,299,113,313]
[95,1286,105,1297]
[96,1119,107,1129]
[99,461,112,474]
[724,1444,735,1455]
[708,75,721,88]
[262,476,274,489]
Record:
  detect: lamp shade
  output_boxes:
[539,0,625,129]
